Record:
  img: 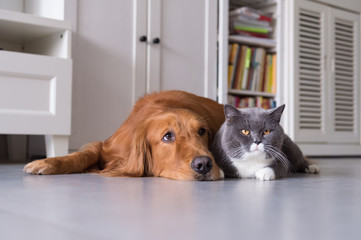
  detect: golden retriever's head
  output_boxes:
[143,109,223,180]
[122,108,223,181]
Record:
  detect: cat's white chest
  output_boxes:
[231,149,274,179]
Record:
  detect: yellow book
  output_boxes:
[267,54,273,93]
[228,44,239,88]
[271,54,277,94]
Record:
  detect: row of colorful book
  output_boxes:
[228,95,276,109]
[228,43,276,94]
[229,7,273,39]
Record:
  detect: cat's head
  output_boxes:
[222,104,286,159]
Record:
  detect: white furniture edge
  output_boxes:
[0,8,71,30]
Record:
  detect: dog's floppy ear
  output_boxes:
[126,129,153,177]
[101,125,153,177]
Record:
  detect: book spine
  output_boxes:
[242,47,252,90]
[272,54,277,94]
[234,25,269,34]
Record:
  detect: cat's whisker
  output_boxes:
[264,145,291,171]
[266,146,294,172]
[227,146,245,158]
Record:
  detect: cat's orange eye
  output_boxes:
[241,129,250,135]
[263,129,271,135]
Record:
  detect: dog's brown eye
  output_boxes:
[198,128,206,136]
[162,131,175,143]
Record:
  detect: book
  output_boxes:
[252,48,266,91]
[233,25,271,34]
[228,44,239,88]
[263,54,272,93]
[228,95,276,109]
[230,14,271,27]
[229,7,272,22]
[272,54,277,94]
[246,47,256,90]
[234,45,248,89]
[241,47,252,90]
[267,54,273,93]
[233,29,269,38]
[257,49,267,92]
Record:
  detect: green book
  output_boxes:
[241,47,252,90]
[234,25,269,34]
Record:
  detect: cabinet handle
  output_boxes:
[139,36,147,42]
[152,38,160,44]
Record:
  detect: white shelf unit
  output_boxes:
[218,0,282,107]
[0,0,72,158]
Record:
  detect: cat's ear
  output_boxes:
[224,105,241,123]
[268,104,285,123]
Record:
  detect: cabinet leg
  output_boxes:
[45,135,69,158]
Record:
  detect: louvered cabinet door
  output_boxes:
[292,0,328,142]
[328,9,360,143]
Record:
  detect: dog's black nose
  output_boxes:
[191,156,213,175]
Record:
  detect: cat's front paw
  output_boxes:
[255,167,276,181]
[305,164,320,174]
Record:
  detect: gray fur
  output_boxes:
[211,104,312,179]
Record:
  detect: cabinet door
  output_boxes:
[291,0,328,143]
[147,0,218,99]
[327,8,360,143]
[291,0,360,144]
[70,0,147,150]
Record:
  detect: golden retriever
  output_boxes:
[24,91,225,180]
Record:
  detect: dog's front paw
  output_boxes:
[23,159,57,175]
[305,164,320,174]
[255,167,276,181]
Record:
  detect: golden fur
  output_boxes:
[24,91,225,180]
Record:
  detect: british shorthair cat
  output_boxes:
[211,104,319,180]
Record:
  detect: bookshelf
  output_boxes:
[228,35,276,48]
[228,89,275,98]
[218,0,282,110]
[219,0,361,156]
[0,0,73,158]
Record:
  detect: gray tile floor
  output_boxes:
[1,159,361,240]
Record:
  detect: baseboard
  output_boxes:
[298,143,361,157]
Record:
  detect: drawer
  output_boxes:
[0,51,72,135]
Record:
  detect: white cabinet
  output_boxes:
[70,0,217,150]
[283,0,361,155]
[0,0,72,157]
